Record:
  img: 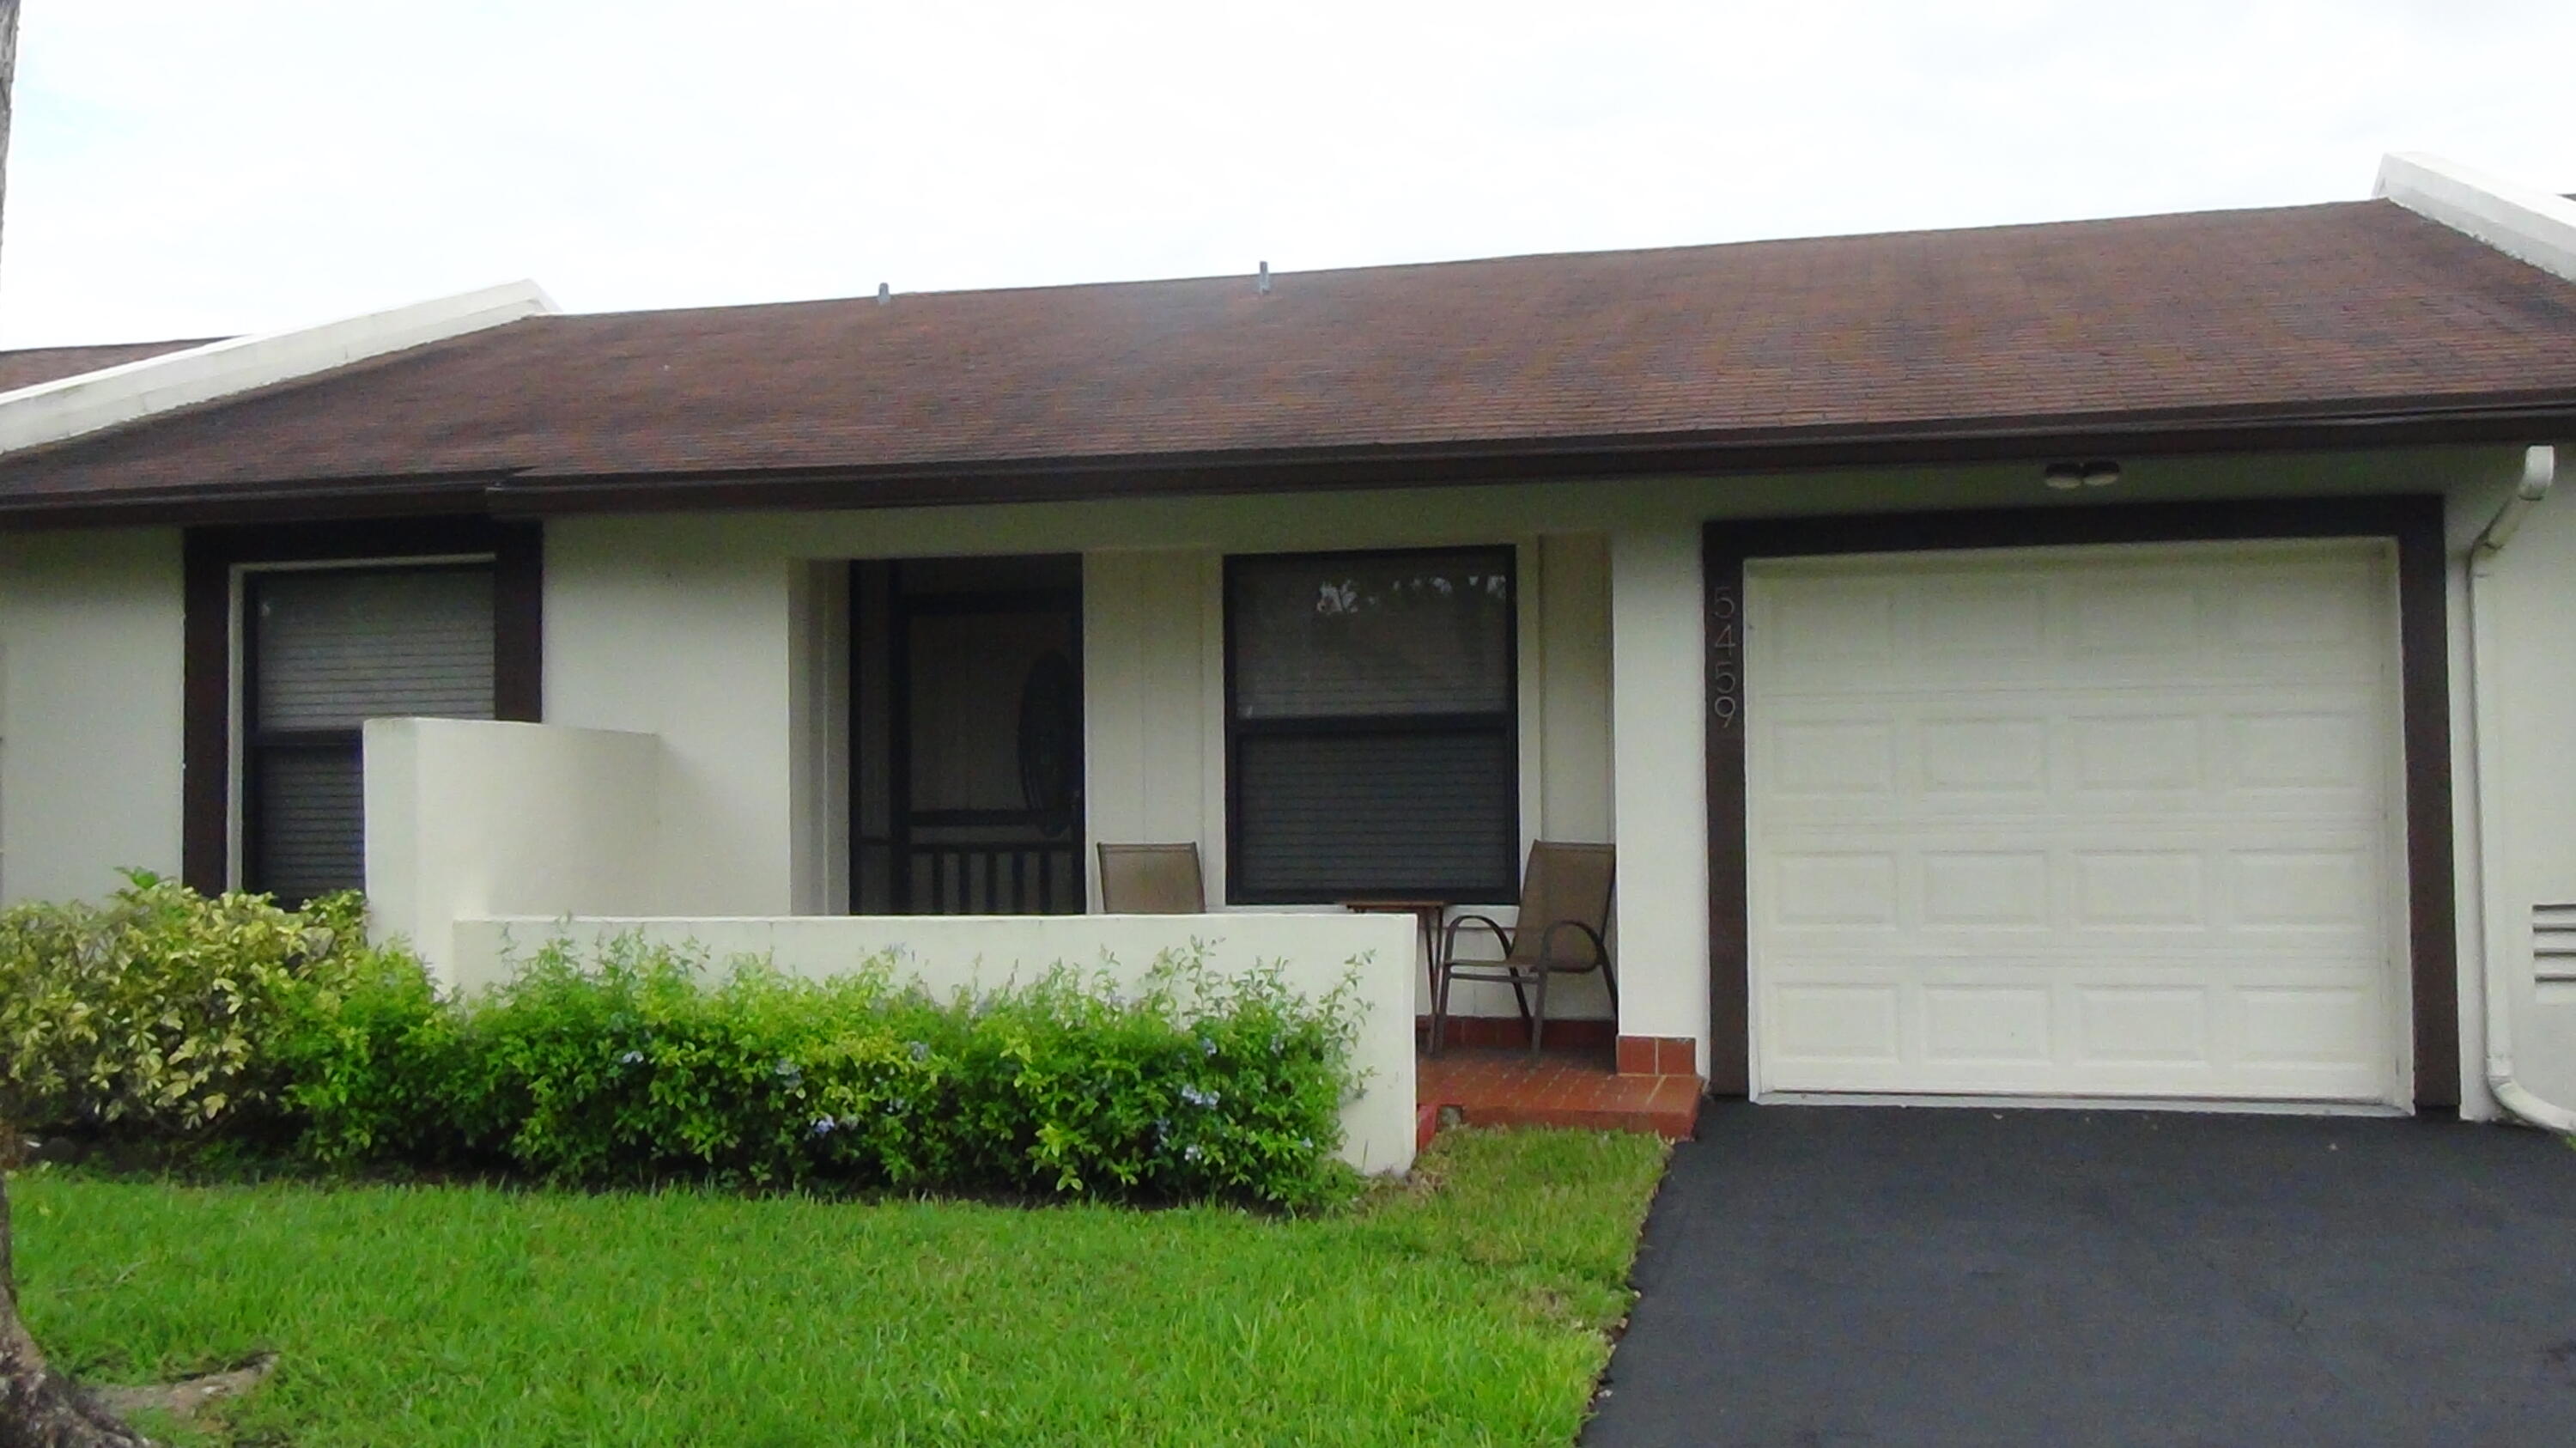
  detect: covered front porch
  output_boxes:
[362,511,1722,1156]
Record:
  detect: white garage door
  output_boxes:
[1747,540,2404,1104]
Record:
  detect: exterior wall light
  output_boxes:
[2043,459,2123,490]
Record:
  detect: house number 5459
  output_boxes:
[1710,585,1741,728]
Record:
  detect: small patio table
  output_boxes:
[1339,897,1452,1005]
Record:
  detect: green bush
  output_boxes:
[0,870,401,1135]
[400,934,1363,1207]
[268,940,464,1164]
[4,877,1365,1208]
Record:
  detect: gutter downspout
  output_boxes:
[2470,444,2576,1130]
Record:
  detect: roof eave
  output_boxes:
[5,392,2574,531]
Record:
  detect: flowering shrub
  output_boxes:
[304,934,1365,1208]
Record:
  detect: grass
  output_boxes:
[11,1128,1669,1447]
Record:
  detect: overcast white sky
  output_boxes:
[4,1,2573,348]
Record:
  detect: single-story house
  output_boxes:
[6,151,2576,1171]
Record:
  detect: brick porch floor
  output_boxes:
[1414,1043,1702,1148]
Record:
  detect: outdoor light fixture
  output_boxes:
[2042,459,2123,490]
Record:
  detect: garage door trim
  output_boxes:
[1704,496,2454,1109]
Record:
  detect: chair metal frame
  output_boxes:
[1429,842,1616,1055]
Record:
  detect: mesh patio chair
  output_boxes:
[1430,842,1616,1056]
[1096,843,1206,914]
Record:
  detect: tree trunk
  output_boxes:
[2,1152,156,1447]
[0,0,18,278]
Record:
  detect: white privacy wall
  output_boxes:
[447,911,1420,1174]
[0,527,185,903]
[362,718,662,970]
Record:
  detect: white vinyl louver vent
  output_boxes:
[2533,903,2576,982]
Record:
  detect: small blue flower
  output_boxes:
[1200,1038,1219,1057]
[775,1060,803,1083]
[808,1116,837,1138]
[1179,1084,1219,1109]
[907,1041,931,1063]
[618,1050,645,1067]
[1183,1144,1205,1162]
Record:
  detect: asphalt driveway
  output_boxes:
[1585,1104,2576,1447]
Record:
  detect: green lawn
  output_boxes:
[12,1129,1668,1446]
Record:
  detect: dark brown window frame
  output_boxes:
[1704,496,2457,1110]
[1222,544,1522,906]
[183,518,543,895]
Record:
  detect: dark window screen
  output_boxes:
[1226,549,1517,903]
[245,566,495,903]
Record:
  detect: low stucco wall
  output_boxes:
[449,912,1419,1175]
[363,718,663,970]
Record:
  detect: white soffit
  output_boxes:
[2376,151,2576,288]
[0,279,557,459]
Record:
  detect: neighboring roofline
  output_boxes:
[4,386,2571,531]
[2378,152,2576,286]
[0,280,559,459]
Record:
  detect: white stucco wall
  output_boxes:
[362,718,662,971]
[447,911,1419,1174]
[2451,453,2576,1121]
[544,520,799,916]
[1609,526,1712,1070]
[0,527,185,903]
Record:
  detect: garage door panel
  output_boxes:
[1754,551,2385,696]
[1920,985,2054,1064]
[1762,961,2391,1098]
[1748,542,2403,1105]
[1763,719,1899,797]
[1758,830,2385,946]
[1755,694,2385,827]
[1920,850,2051,928]
[1919,716,2053,795]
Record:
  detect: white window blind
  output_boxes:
[1226,549,1518,903]
[246,564,495,902]
[255,569,495,728]
[1230,553,1513,719]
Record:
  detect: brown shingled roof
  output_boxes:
[4,199,2576,524]
[0,338,222,394]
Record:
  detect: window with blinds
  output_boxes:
[244,565,495,903]
[1225,548,1518,903]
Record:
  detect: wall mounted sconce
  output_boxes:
[2044,459,2123,490]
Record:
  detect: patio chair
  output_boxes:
[1096,843,1206,914]
[1429,842,1615,1056]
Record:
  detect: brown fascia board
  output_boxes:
[0,471,514,529]
[5,390,2576,531]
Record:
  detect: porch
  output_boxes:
[361,523,1718,1098]
[1415,1036,1703,1148]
